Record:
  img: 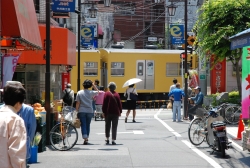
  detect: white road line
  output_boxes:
[228,139,243,151]
[155,109,222,168]
[96,131,144,135]
[182,140,223,168]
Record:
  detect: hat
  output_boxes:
[194,86,201,90]
[6,81,22,85]
[66,83,71,88]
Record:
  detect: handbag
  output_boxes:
[167,101,172,109]
[73,119,81,128]
[130,88,138,101]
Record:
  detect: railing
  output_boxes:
[121,100,170,111]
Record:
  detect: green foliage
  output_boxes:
[207,91,240,106]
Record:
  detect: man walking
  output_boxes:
[168,83,185,122]
[62,83,74,106]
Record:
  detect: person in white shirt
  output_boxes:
[0,81,27,168]
[124,84,138,123]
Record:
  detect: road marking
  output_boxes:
[228,139,243,151]
[96,131,144,135]
[155,109,222,168]
[182,140,223,168]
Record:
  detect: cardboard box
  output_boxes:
[53,100,63,112]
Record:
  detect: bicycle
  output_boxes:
[188,105,224,146]
[224,105,241,125]
[49,106,78,151]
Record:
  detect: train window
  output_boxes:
[111,62,124,76]
[83,62,98,76]
[166,63,181,76]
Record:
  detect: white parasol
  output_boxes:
[122,78,142,88]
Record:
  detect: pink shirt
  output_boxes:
[95,91,105,105]
[0,105,27,168]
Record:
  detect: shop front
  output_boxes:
[16,25,76,104]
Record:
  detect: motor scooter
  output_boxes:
[206,108,231,158]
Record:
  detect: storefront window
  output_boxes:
[84,62,98,76]
[111,62,124,76]
[166,63,181,76]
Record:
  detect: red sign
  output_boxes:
[1,0,42,49]
[210,58,226,93]
[62,72,70,91]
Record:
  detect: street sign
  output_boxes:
[199,74,206,80]
[148,37,157,42]
[51,0,76,13]
[169,0,185,2]
[170,24,185,44]
[80,24,98,48]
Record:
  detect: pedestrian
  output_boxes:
[102,82,122,145]
[0,81,27,168]
[169,78,178,111]
[124,84,138,123]
[188,86,204,119]
[75,79,99,145]
[168,83,185,122]
[62,83,74,106]
[94,86,105,119]
[92,79,100,112]
[182,84,193,120]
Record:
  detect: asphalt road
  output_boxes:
[30,108,250,168]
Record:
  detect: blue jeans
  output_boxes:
[173,101,182,121]
[78,113,94,139]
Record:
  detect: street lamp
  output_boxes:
[167,3,177,16]
[104,0,111,7]
[166,3,177,49]
[88,4,98,18]
[77,1,111,91]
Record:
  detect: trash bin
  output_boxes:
[28,146,38,164]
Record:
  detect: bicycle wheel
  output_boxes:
[225,106,240,125]
[188,118,206,146]
[50,122,78,151]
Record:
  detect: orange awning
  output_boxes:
[1,0,42,49]
[18,25,76,66]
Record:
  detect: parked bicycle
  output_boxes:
[49,106,78,151]
[188,103,227,146]
[224,105,241,125]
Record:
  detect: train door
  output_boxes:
[136,60,154,90]
[101,62,108,89]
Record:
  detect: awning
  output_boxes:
[1,0,42,50]
[18,25,76,66]
[229,28,250,50]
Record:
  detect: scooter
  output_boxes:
[206,108,231,158]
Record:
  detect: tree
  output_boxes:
[193,0,250,98]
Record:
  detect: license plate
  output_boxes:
[216,132,226,137]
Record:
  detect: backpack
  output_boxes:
[63,89,72,106]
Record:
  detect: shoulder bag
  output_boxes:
[130,88,138,101]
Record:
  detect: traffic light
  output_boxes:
[180,53,197,69]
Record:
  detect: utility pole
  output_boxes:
[184,0,188,119]
[45,0,51,145]
[77,0,81,92]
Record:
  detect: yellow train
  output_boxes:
[71,49,196,101]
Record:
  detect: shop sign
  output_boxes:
[62,72,70,91]
[210,58,226,94]
[241,47,250,119]
[80,24,98,48]
[170,24,185,44]
[52,0,76,13]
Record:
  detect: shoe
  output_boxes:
[112,141,116,145]
[105,140,109,145]
[83,140,88,145]
[178,120,183,122]
[125,118,127,123]
[173,120,176,122]
[132,119,136,123]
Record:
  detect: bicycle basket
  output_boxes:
[62,106,77,123]
[195,108,207,118]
